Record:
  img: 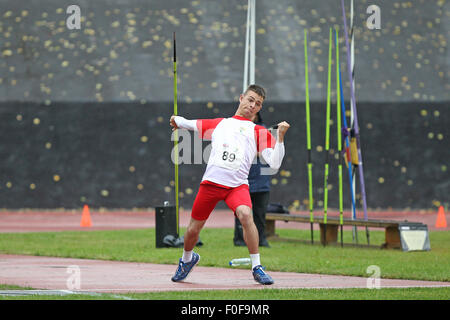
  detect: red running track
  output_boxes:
[0,209,446,233]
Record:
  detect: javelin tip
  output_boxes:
[173,32,176,61]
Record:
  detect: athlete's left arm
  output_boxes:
[261,142,285,170]
[257,121,290,170]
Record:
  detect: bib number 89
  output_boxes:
[222,151,236,162]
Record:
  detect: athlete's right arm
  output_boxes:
[170,116,224,140]
[170,115,198,131]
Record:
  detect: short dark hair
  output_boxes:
[244,84,266,100]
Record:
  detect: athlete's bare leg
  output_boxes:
[235,205,259,254]
[183,217,207,251]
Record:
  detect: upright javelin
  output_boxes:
[340,0,369,223]
[173,32,179,236]
[304,29,314,244]
[322,28,333,243]
[335,28,344,248]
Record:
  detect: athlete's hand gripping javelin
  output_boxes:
[170,115,179,131]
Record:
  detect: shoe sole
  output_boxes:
[254,278,274,285]
[172,255,200,282]
[253,271,274,285]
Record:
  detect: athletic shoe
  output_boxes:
[252,265,274,285]
[171,252,200,282]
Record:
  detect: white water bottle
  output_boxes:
[229,258,251,266]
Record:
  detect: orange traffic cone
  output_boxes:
[80,204,92,227]
[435,206,447,228]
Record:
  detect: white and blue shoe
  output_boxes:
[171,252,200,282]
[252,265,274,285]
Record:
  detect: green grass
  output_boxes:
[0,228,449,300]
[0,228,449,282]
[0,284,449,300]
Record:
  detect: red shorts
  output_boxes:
[191,182,252,221]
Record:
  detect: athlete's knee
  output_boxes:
[236,206,253,226]
[187,218,205,235]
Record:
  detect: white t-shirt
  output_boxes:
[174,115,284,188]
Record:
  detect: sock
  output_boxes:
[250,253,261,269]
[182,250,193,263]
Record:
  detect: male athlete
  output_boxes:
[169,85,290,285]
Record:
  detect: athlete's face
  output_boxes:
[236,90,263,120]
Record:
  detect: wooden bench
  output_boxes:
[265,213,427,249]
